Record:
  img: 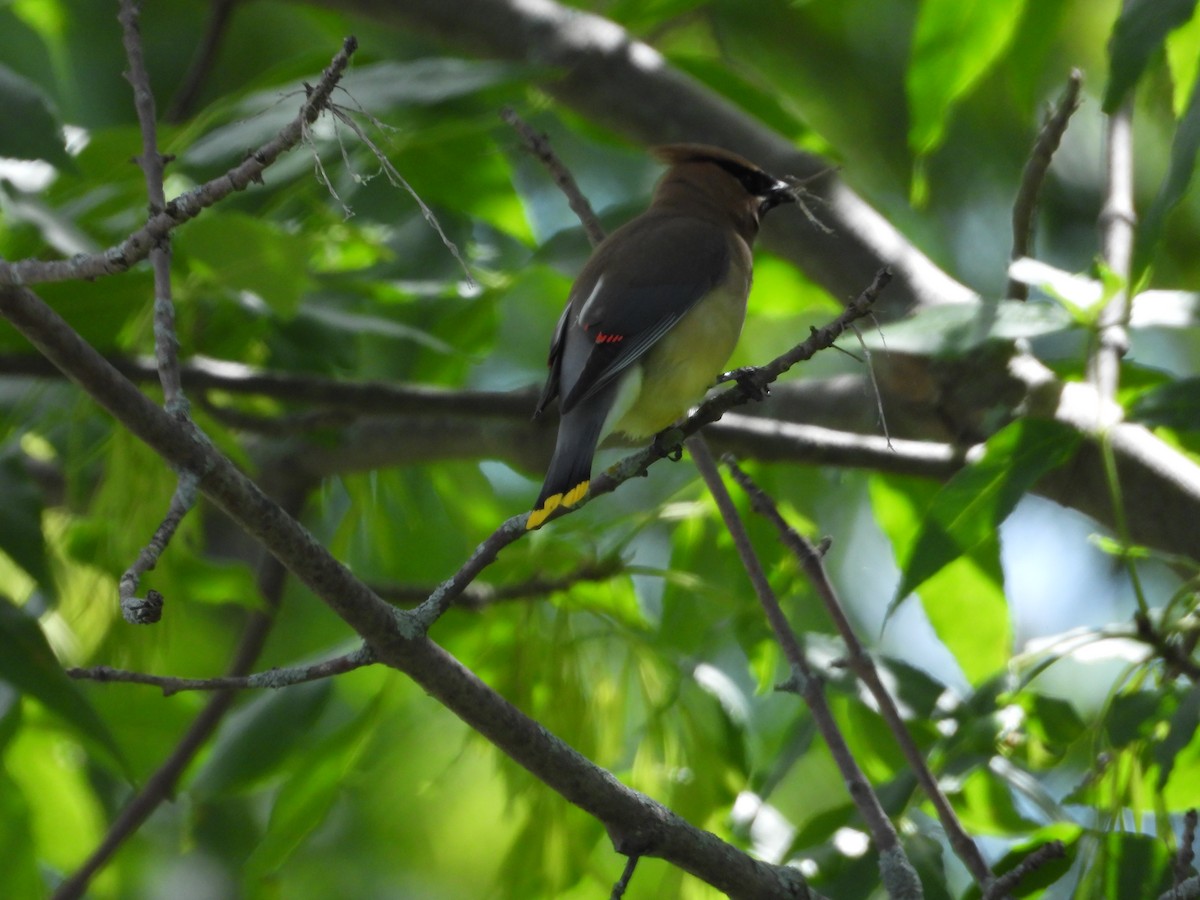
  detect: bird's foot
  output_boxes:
[653,427,685,461]
[718,365,770,401]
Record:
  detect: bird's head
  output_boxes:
[651,144,794,232]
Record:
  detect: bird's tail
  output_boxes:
[527,409,605,530]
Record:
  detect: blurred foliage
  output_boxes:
[0,0,1199,898]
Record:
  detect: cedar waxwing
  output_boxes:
[527,144,795,529]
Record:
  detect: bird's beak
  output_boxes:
[759,178,795,214]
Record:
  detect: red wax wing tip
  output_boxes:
[595,331,624,344]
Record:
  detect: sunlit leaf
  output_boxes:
[1104,0,1199,113]
[0,447,53,599]
[1155,683,1200,790]
[954,766,1039,834]
[890,419,1082,604]
[0,596,123,769]
[861,299,1075,355]
[871,474,1011,683]
[907,0,1028,196]
[1134,70,1200,276]
[1095,831,1174,898]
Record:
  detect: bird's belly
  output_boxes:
[614,286,746,439]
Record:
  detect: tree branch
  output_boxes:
[0,35,360,288]
[51,483,306,900]
[0,278,813,898]
[307,0,977,315]
[725,458,994,890]
[689,436,922,899]
[502,105,606,247]
[67,645,375,696]
[1090,9,1136,401]
[1007,69,1083,301]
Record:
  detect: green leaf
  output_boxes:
[919,544,1011,684]
[1134,69,1200,276]
[1023,693,1086,754]
[954,766,1039,834]
[190,679,334,797]
[0,768,41,900]
[1156,683,1200,790]
[1104,0,1199,113]
[1166,8,1200,116]
[904,832,954,900]
[186,58,533,167]
[871,475,1011,683]
[177,213,312,316]
[907,0,1028,193]
[0,63,70,167]
[245,692,383,878]
[338,58,536,108]
[1130,376,1200,430]
[1096,831,1174,898]
[0,447,53,599]
[1105,690,1166,748]
[0,596,123,769]
[861,299,1074,355]
[893,419,1082,602]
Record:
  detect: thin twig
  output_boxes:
[689,435,922,898]
[610,855,639,900]
[412,279,886,628]
[501,106,607,248]
[983,840,1066,900]
[1007,69,1083,300]
[724,458,994,891]
[0,35,360,288]
[847,321,891,447]
[718,267,892,394]
[118,0,183,405]
[67,645,375,696]
[117,0,197,622]
[324,104,474,285]
[117,472,198,623]
[374,556,623,609]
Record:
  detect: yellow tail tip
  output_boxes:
[525,480,590,530]
[562,479,589,507]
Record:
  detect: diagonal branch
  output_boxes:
[411,271,889,629]
[725,458,994,890]
[0,35,360,288]
[308,0,976,315]
[51,485,305,900]
[0,277,813,898]
[689,435,922,899]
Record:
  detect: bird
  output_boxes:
[526,144,795,530]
